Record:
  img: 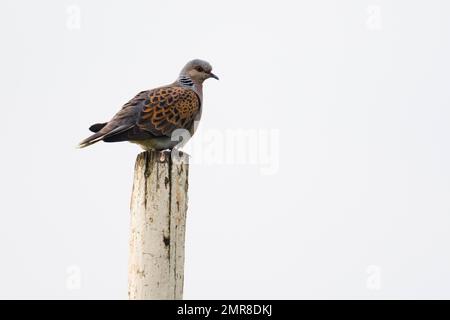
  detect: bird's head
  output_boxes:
[180,59,219,83]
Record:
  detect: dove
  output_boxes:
[78,59,218,150]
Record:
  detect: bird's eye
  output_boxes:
[195,66,204,72]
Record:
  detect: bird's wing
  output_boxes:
[97,90,148,136]
[136,86,201,137]
[79,86,201,148]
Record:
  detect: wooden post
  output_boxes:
[128,150,189,300]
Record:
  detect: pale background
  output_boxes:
[0,0,449,299]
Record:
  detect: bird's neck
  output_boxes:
[177,75,203,101]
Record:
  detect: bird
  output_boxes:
[78,59,218,150]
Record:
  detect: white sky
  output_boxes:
[0,0,449,299]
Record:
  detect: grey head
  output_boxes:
[179,59,219,83]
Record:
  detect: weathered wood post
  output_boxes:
[128,150,189,299]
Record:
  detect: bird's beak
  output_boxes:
[209,72,219,80]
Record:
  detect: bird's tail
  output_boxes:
[78,132,106,149]
[78,123,134,148]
